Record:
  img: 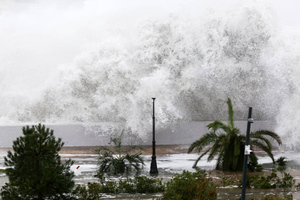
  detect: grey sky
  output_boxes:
[0,0,299,28]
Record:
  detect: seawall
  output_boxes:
[0,121,276,147]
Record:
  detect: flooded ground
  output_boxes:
[0,146,299,199]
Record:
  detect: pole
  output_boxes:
[241,107,254,200]
[150,98,158,175]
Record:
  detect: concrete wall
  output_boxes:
[0,121,276,147]
[155,121,276,145]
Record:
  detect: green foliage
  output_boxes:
[104,176,164,194]
[219,176,235,187]
[188,98,282,171]
[248,153,263,172]
[278,172,295,188]
[245,157,295,190]
[0,124,74,200]
[101,181,118,193]
[118,179,136,193]
[242,169,296,189]
[276,157,287,173]
[162,170,217,200]
[133,176,164,193]
[260,194,293,200]
[73,183,102,200]
[95,133,144,176]
[73,176,164,197]
[244,170,278,189]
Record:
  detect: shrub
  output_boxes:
[162,170,217,200]
[73,183,102,200]
[242,169,296,189]
[101,181,118,193]
[134,176,164,193]
[73,176,164,197]
[103,176,164,194]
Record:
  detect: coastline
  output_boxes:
[58,145,190,155]
[0,145,190,155]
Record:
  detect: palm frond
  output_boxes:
[252,130,282,145]
[99,157,114,173]
[207,145,220,162]
[251,140,275,163]
[192,147,212,168]
[124,154,144,173]
[227,98,235,128]
[188,132,218,153]
[207,121,231,134]
[189,97,282,171]
[192,156,202,169]
[207,134,226,161]
[250,134,272,151]
[125,154,145,166]
[216,151,224,170]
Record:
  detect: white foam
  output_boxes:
[0,1,299,144]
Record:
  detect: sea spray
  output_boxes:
[0,1,299,143]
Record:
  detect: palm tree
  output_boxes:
[95,133,144,176]
[188,98,282,171]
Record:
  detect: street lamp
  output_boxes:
[241,107,254,200]
[150,98,158,175]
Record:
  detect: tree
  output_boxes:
[95,133,144,177]
[0,124,75,200]
[188,98,282,171]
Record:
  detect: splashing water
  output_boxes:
[0,0,299,144]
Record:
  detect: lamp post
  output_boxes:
[241,107,254,200]
[150,98,158,175]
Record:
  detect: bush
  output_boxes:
[134,176,164,193]
[162,170,217,200]
[73,176,164,197]
[242,169,296,189]
[101,181,118,193]
[73,183,102,200]
[103,176,164,194]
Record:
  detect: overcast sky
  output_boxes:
[0,0,299,28]
[269,0,300,28]
[164,0,300,28]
